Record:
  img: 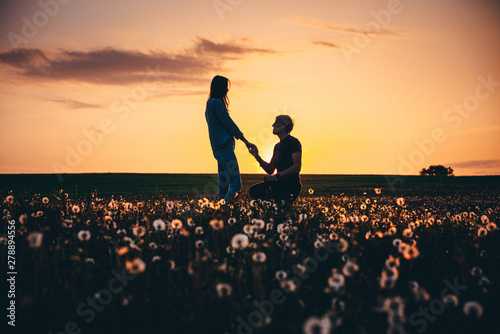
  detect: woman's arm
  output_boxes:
[240,135,256,149]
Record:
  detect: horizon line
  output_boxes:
[0,172,499,177]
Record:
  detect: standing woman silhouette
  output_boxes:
[205,75,255,203]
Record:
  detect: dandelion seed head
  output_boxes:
[402,228,413,238]
[328,271,345,292]
[314,239,325,248]
[342,260,359,277]
[252,219,265,230]
[27,232,43,248]
[275,270,288,281]
[243,224,254,235]
[463,301,483,319]
[470,266,483,277]
[77,230,91,241]
[393,238,402,247]
[125,258,146,275]
[231,233,249,250]
[117,247,129,256]
[153,219,166,230]
[303,316,331,334]
[280,234,289,243]
[132,225,146,237]
[443,294,459,307]
[486,222,497,231]
[408,280,419,292]
[209,219,224,230]
[252,251,267,263]
[215,283,232,298]
[403,246,420,260]
[338,237,349,253]
[171,219,183,230]
[385,255,400,269]
[280,279,297,293]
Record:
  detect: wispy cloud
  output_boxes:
[449,160,500,169]
[289,15,401,38]
[0,37,276,86]
[50,99,104,110]
[311,41,341,49]
[193,37,275,55]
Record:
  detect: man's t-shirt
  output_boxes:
[270,135,302,180]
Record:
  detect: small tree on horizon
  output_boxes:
[419,165,454,176]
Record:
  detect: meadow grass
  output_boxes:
[1,175,499,334]
[1,173,499,197]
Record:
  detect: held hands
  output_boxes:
[247,143,259,157]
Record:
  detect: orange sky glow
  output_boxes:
[1,0,499,176]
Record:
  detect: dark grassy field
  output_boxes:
[1,173,499,197]
[1,174,500,333]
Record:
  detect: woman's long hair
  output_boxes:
[208,75,230,110]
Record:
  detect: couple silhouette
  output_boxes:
[205,75,302,204]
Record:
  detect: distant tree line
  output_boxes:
[419,165,454,176]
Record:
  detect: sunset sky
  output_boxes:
[1,0,499,176]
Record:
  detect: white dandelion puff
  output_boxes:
[231,234,249,250]
[252,252,267,263]
[171,219,183,230]
[27,232,43,248]
[303,316,331,334]
[77,230,91,241]
[215,283,232,298]
[125,258,146,275]
[153,219,166,231]
[463,301,483,319]
[275,270,288,281]
[132,225,146,237]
